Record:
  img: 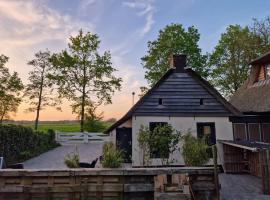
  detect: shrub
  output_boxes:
[85,120,106,132]
[64,149,80,168]
[182,133,209,166]
[138,124,181,165]
[101,142,123,168]
[0,124,59,165]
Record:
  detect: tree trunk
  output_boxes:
[0,108,6,125]
[80,93,85,132]
[35,66,45,130]
[80,64,86,132]
[0,114,3,125]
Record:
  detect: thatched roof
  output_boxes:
[230,51,270,113]
[230,72,270,113]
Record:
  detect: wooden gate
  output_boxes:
[55,132,110,145]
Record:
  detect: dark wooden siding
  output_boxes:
[134,72,231,116]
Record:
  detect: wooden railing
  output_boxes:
[55,132,110,145]
[0,167,218,200]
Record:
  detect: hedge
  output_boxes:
[0,124,59,165]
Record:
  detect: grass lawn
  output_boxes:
[24,121,112,133]
[27,123,81,132]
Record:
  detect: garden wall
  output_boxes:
[0,167,218,200]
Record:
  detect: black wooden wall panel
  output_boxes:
[134,72,231,116]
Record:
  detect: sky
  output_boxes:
[1,0,270,121]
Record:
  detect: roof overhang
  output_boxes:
[249,51,270,65]
[218,140,270,152]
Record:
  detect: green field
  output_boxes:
[26,123,81,132]
[21,121,113,133]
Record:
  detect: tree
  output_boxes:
[24,50,59,130]
[251,16,270,50]
[209,25,269,97]
[84,104,106,132]
[141,23,208,86]
[0,55,23,124]
[50,30,122,132]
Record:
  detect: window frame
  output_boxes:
[233,123,247,141]
[247,123,261,142]
[262,123,270,143]
[264,64,270,79]
[196,122,216,145]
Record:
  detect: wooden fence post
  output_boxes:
[261,149,270,195]
[212,145,220,200]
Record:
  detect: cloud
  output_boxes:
[79,0,97,10]
[0,0,145,120]
[0,0,94,78]
[0,0,95,120]
[101,55,145,119]
[122,0,155,37]
[0,1,94,48]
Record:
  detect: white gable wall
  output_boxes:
[132,116,233,167]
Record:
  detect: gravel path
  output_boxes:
[23,143,103,169]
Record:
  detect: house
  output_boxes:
[105,55,240,167]
[222,51,270,176]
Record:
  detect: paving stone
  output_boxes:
[23,143,103,169]
[219,173,270,200]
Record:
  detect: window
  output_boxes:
[265,64,270,79]
[248,123,261,141]
[149,122,168,158]
[262,123,270,143]
[197,123,216,158]
[197,123,216,145]
[158,98,163,105]
[233,123,246,140]
[200,98,204,105]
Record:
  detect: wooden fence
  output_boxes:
[261,150,270,195]
[0,167,218,200]
[55,132,110,145]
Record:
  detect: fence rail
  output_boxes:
[0,167,218,200]
[55,132,110,145]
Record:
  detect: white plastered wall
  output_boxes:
[132,116,233,167]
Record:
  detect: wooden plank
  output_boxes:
[261,150,270,194]
[124,183,154,192]
[0,167,217,200]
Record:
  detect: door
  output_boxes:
[116,127,132,163]
[197,123,216,145]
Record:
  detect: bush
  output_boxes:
[182,133,209,166]
[0,124,59,165]
[138,124,181,165]
[101,142,123,168]
[64,149,80,168]
[85,120,107,132]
